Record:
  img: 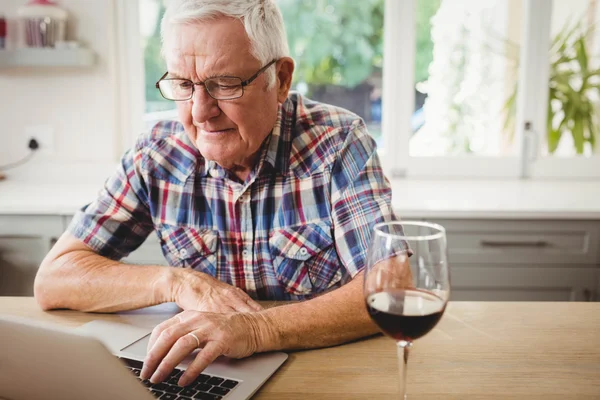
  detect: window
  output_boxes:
[529,0,600,177]
[126,0,600,178]
[278,0,384,144]
[140,0,177,132]
[411,0,519,158]
[386,0,600,177]
[545,0,599,158]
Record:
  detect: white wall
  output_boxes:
[0,0,119,167]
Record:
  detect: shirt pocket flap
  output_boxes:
[159,225,218,261]
[269,221,334,261]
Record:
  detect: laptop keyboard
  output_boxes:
[119,357,240,400]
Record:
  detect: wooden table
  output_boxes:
[1,298,599,399]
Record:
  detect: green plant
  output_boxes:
[504,21,600,154]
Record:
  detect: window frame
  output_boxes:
[113,0,145,154]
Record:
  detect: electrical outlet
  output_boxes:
[25,125,55,154]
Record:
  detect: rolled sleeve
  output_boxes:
[331,120,399,277]
[68,149,154,260]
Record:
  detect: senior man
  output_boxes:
[34,0,403,387]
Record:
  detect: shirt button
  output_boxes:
[209,169,219,178]
[179,248,188,258]
[299,247,308,256]
[238,195,246,202]
[242,249,250,257]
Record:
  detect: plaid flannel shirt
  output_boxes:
[68,93,399,300]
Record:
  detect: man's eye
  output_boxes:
[178,81,193,89]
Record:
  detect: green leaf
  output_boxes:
[502,86,518,141]
[551,19,573,51]
[585,113,596,148]
[589,123,597,151]
[552,20,580,57]
[572,115,585,154]
[575,36,589,74]
[586,68,600,77]
[562,97,575,128]
[547,97,562,154]
[552,70,576,83]
[548,128,562,154]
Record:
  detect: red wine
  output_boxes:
[366,289,446,341]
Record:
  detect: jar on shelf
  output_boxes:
[17,0,68,48]
[0,15,6,49]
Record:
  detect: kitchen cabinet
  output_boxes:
[450,266,598,301]
[432,219,600,265]
[0,214,165,296]
[425,219,600,301]
[0,215,62,296]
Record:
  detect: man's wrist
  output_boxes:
[247,311,282,353]
[154,266,183,304]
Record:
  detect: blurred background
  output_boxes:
[1,0,599,176]
[0,0,599,301]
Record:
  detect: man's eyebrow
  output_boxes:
[206,72,240,79]
[166,70,243,80]
[166,72,185,79]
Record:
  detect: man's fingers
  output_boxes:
[248,298,263,311]
[230,296,258,313]
[178,341,223,387]
[148,332,201,384]
[232,288,263,312]
[141,321,190,381]
[243,295,263,311]
[147,313,182,352]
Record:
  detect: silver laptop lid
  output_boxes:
[0,315,155,400]
[0,316,288,400]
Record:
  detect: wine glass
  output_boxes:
[364,221,450,399]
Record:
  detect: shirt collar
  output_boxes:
[263,98,294,176]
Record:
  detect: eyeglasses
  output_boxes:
[155,59,277,101]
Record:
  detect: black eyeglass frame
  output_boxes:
[155,59,278,101]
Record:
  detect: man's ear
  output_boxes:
[275,57,295,103]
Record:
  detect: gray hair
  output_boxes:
[160,0,290,87]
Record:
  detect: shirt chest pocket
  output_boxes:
[158,225,219,276]
[269,221,342,296]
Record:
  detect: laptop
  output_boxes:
[0,315,288,400]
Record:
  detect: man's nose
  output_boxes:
[191,86,221,123]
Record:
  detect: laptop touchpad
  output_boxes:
[75,320,153,354]
[121,333,152,355]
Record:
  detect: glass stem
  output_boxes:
[397,340,412,399]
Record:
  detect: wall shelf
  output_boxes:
[0,48,95,68]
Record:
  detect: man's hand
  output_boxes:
[170,269,263,313]
[140,310,273,386]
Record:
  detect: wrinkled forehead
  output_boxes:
[162,17,257,73]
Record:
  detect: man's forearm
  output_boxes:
[35,248,174,313]
[254,271,379,351]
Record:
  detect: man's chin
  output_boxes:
[198,148,236,169]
